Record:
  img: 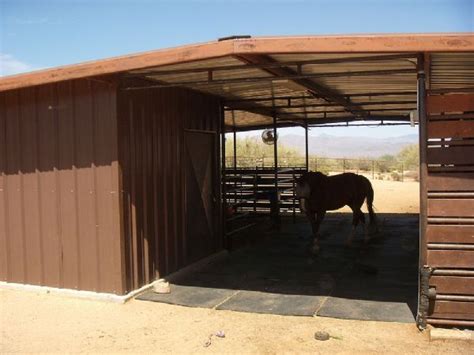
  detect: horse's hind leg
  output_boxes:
[346,207,364,246]
[359,211,371,244]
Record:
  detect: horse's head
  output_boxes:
[295,172,312,199]
[295,171,326,199]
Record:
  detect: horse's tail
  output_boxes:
[366,181,376,226]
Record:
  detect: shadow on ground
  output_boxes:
[137,213,419,322]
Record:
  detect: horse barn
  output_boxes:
[0,33,473,329]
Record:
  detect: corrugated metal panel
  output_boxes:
[117,87,222,292]
[0,79,124,294]
[430,53,474,89]
[424,93,474,326]
[132,52,420,129]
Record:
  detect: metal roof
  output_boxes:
[1,33,473,130]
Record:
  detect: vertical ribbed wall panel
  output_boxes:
[118,87,221,292]
[0,78,125,294]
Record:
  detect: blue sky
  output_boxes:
[1,0,472,137]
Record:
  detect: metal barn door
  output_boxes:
[419,93,474,328]
[185,130,217,263]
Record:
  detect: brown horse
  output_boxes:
[295,171,377,254]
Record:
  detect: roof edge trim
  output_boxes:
[0,33,473,93]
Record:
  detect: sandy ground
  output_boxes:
[1,288,471,354]
[2,180,454,354]
[337,179,419,214]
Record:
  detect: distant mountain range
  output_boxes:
[279,133,418,158]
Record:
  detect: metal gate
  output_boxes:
[419,92,474,328]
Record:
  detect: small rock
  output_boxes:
[153,281,170,294]
[215,330,225,338]
[314,331,330,341]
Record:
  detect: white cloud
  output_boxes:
[0,53,34,76]
[11,17,50,25]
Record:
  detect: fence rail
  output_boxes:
[225,156,418,182]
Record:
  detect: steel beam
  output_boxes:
[309,122,412,128]
[228,115,410,132]
[236,54,384,118]
[220,102,227,247]
[224,97,303,123]
[225,91,418,104]
[233,126,237,170]
[276,107,416,115]
[416,53,428,331]
[305,123,309,171]
[273,112,279,219]
[418,53,428,268]
[224,100,417,111]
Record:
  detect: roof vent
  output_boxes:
[218,35,252,41]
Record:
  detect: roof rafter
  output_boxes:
[127,53,417,77]
[230,115,410,132]
[233,54,369,118]
[225,91,418,104]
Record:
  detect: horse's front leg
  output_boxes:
[309,210,325,254]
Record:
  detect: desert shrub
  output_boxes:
[391,172,402,181]
[397,144,419,169]
[357,159,372,172]
[404,170,419,182]
[377,155,397,173]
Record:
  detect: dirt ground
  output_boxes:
[3,180,463,354]
[337,179,420,214]
[1,288,471,354]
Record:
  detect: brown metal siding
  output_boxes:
[117,87,222,292]
[0,79,125,294]
[423,93,474,326]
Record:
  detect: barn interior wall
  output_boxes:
[0,78,125,294]
[117,87,222,292]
